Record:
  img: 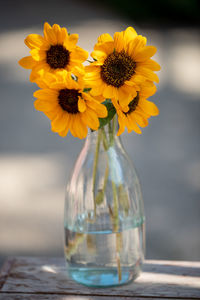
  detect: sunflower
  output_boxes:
[112,81,159,135]
[33,71,107,139]
[85,27,160,107]
[19,22,88,82]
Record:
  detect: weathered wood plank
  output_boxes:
[0,257,15,290]
[1,257,200,299]
[0,294,191,300]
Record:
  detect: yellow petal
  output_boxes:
[86,100,107,118]
[139,84,157,98]
[138,59,161,71]
[127,114,142,134]
[134,112,148,127]
[91,50,107,61]
[52,24,61,32]
[30,49,46,61]
[130,35,147,58]
[70,46,88,62]
[92,94,105,103]
[111,98,120,110]
[85,71,101,81]
[140,99,159,116]
[71,117,81,138]
[97,105,108,118]
[59,126,69,137]
[79,118,88,138]
[117,125,125,136]
[73,115,87,139]
[43,22,52,39]
[60,27,68,40]
[34,72,56,89]
[73,65,85,78]
[33,89,58,100]
[85,65,98,72]
[136,66,159,83]
[52,24,63,44]
[68,33,79,46]
[98,33,113,43]
[49,82,67,90]
[34,78,49,89]
[114,32,124,52]
[123,27,137,50]
[44,109,59,121]
[34,99,57,112]
[102,85,117,99]
[89,82,105,96]
[81,109,99,130]
[121,105,129,113]
[128,74,144,85]
[51,112,69,132]
[137,105,150,118]
[18,56,36,69]
[134,46,157,62]
[103,85,115,98]
[44,26,57,45]
[94,41,114,55]
[68,115,77,137]
[70,115,84,138]
[118,87,135,106]
[117,114,126,136]
[30,64,47,82]
[78,98,86,112]
[25,34,45,49]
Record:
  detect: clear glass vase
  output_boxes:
[64,118,145,287]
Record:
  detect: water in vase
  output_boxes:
[64,213,145,287]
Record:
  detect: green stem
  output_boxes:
[111,114,117,146]
[112,178,119,232]
[108,120,112,144]
[109,118,122,281]
[94,162,109,206]
[116,233,122,282]
[92,130,101,216]
[102,163,109,194]
[101,123,119,232]
[100,127,109,150]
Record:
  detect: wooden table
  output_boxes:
[0,257,200,299]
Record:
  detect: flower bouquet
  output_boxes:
[19,23,160,287]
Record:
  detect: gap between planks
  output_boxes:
[0,258,16,290]
[0,292,197,300]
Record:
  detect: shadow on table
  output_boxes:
[143,260,200,277]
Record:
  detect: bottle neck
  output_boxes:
[87,117,121,150]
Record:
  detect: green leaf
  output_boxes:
[99,99,116,128]
[118,184,130,216]
[71,74,78,81]
[83,88,91,93]
[95,189,104,205]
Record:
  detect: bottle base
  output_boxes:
[68,266,140,287]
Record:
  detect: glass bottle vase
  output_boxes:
[64,119,145,287]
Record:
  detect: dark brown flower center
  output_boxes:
[100,51,136,88]
[125,93,139,115]
[58,89,81,114]
[46,45,70,69]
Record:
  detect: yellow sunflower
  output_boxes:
[33,71,107,139]
[85,27,160,107]
[113,81,159,135]
[19,22,88,82]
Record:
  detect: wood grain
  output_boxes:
[0,258,15,290]
[0,257,200,299]
[0,294,189,300]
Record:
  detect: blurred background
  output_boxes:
[0,0,200,267]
